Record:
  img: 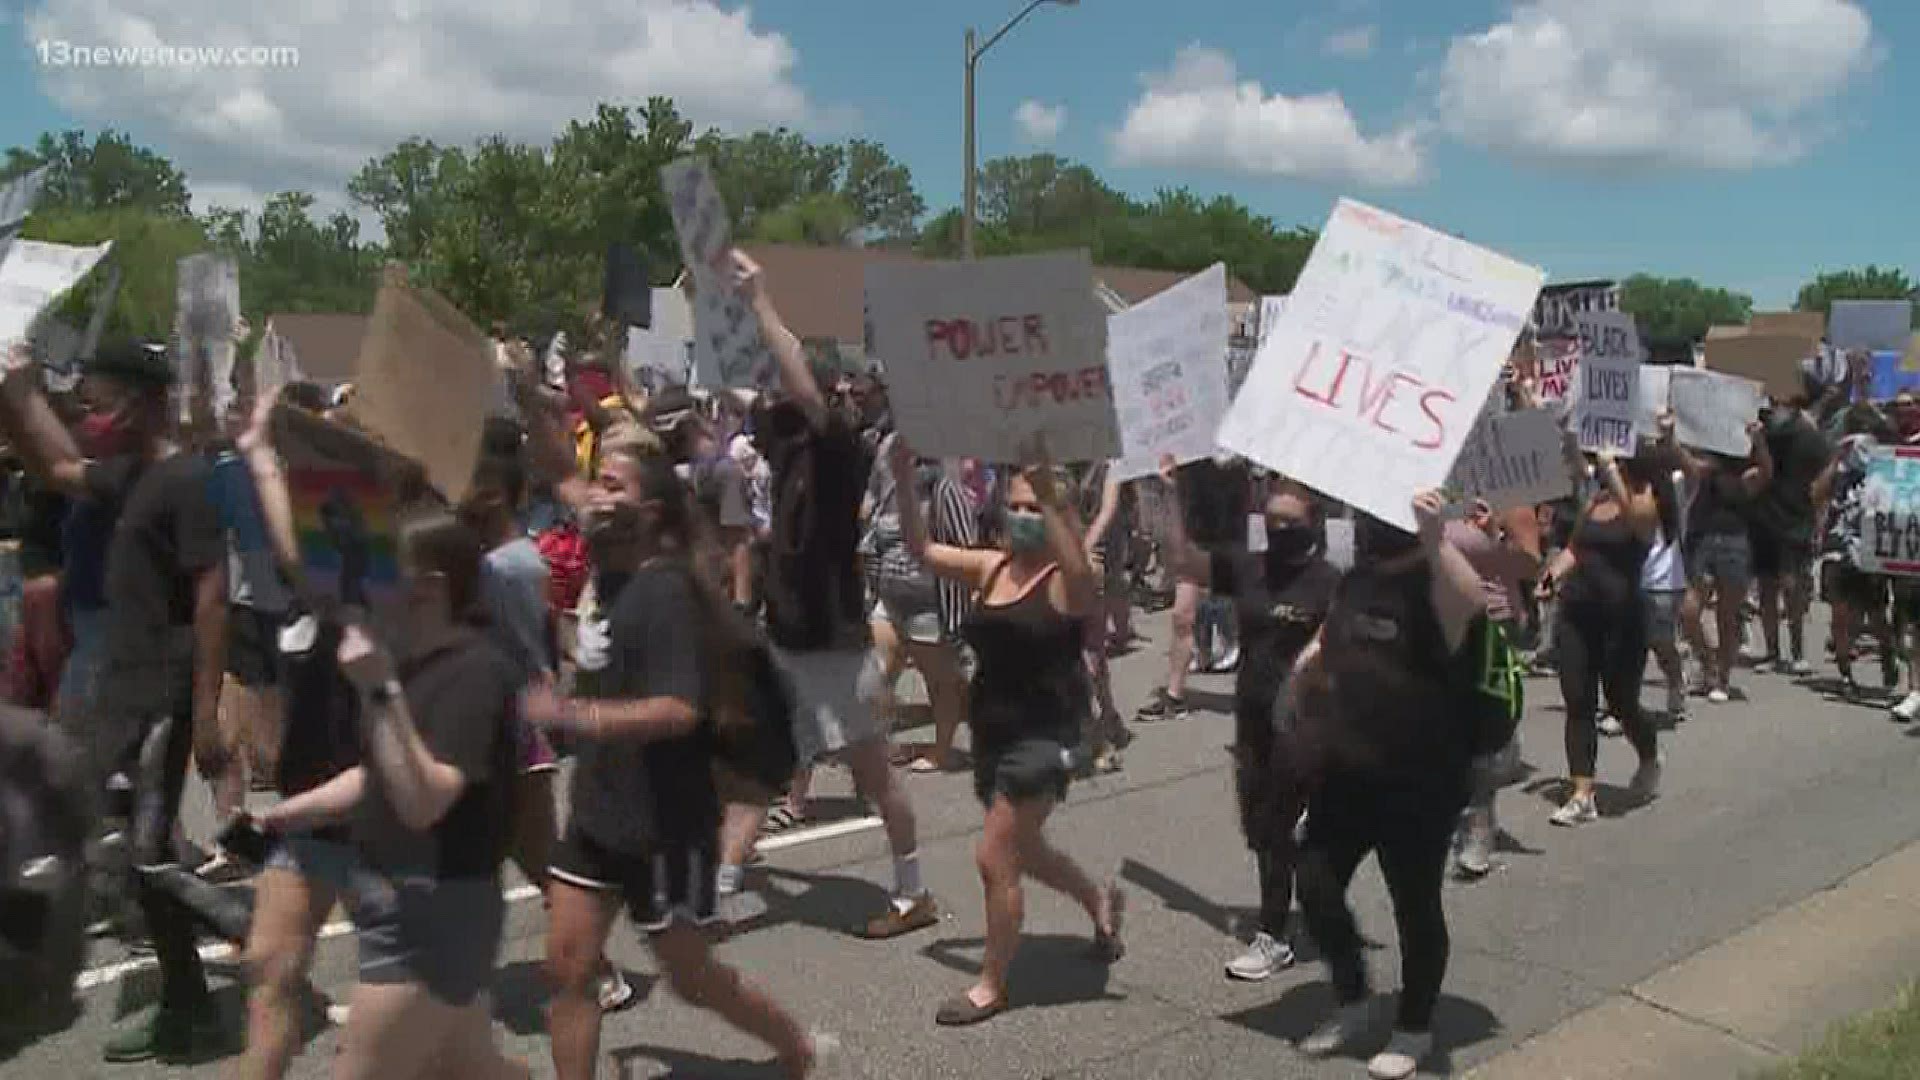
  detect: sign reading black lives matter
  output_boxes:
[1859,446,1920,577]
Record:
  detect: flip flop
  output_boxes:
[935,994,1007,1026]
[762,806,806,835]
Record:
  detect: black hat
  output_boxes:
[84,339,175,388]
[642,385,698,434]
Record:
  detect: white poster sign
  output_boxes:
[0,166,48,252]
[1574,352,1640,453]
[1859,446,1920,576]
[1536,336,1579,406]
[1637,364,1671,435]
[1446,406,1571,510]
[1575,310,1646,365]
[0,238,112,351]
[1257,295,1288,350]
[1830,300,1912,354]
[1216,199,1544,531]
[174,253,240,420]
[661,159,775,390]
[1108,263,1230,481]
[1669,368,1762,457]
[866,250,1114,463]
[626,325,688,393]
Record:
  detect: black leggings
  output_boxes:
[1236,704,1301,938]
[1296,772,1466,1032]
[1555,601,1657,778]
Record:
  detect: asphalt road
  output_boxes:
[8,605,1920,1079]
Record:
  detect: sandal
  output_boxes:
[934,993,1007,1026]
[762,806,806,835]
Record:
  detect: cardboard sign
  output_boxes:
[1705,325,1748,341]
[1830,300,1912,353]
[661,158,775,389]
[1750,310,1825,341]
[1108,263,1231,481]
[602,243,651,329]
[1575,310,1645,365]
[1574,352,1640,453]
[1445,406,1570,511]
[350,273,494,504]
[865,249,1114,463]
[1704,332,1813,399]
[1537,337,1578,403]
[1216,198,1544,532]
[0,166,47,256]
[1637,364,1672,435]
[1669,368,1762,457]
[1905,333,1920,375]
[1859,446,1920,576]
[269,405,419,615]
[174,253,240,421]
[0,239,112,351]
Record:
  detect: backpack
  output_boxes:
[1453,615,1524,757]
[679,563,800,791]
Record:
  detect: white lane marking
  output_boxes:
[72,816,884,992]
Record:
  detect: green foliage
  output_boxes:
[1765,982,1920,1080]
[19,206,209,341]
[2,129,193,218]
[693,127,925,245]
[1618,274,1755,346]
[1794,266,1918,321]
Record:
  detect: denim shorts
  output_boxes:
[1645,590,1685,647]
[353,874,504,1007]
[1689,532,1751,590]
[265,830,359,893]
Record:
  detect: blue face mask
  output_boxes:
[1005,510,1048,553]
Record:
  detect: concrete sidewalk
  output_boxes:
[1468,838,1920,1078]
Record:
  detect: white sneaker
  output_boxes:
[1550,794,1598,827]
[1893,693,1920,723]
[1598,714,1624,737]
[1300,1000,1372,1057]
[598,968,636,1013]
[1784,655,1814,678]
[1455,809,1494,878]
[1224,931,1294,981]
[1368,1029,1435,1080]
[1629,753,1665,803]
[1707,688,1731,704]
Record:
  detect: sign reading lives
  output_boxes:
[1859,446,1920,576]
[1108,263,1231,481]
[865,249,1115,463]
[1217,199,1544,532]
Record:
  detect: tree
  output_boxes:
[1794,266,1918,320]
[748,193,862,247]
[840,139,925,244]
[2,129,192,218]
[347,137,466,263]
[1618,274,1754,346]
[20,207,209,341]
[693,128,926,245]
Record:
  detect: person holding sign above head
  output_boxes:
[1674,422,1773,706]
[1750,374,1834,678]
[1536,445,1668,827]
[1287,493,1488,1080]
[884,434,1125,1026]
[1810,406,1900,704]
[1157,455,1339,981]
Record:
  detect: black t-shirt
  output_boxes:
[1179,459,1251,548]
[85,452,225,716]
[1214,552,1340,727]
[275,613,361,817]
[1688,462,1752,540]
[1757,413,1831,545]
[764,412,867,650]
[568,562,716,852]
[353,630,518,880]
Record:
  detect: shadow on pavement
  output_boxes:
[610,1042,788,1078]
[1177,688,1235,718]
[490,958,656,1036]
[918,932,1122,1013]
[751,865,895,939]
[1119,857,1247,939]
[1223,986,1500,1066]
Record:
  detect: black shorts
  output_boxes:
[226,606,285,688]
[1750,528,1813,581]
[972,736,1074,807]
[548,825,718,934]
[1824,563,1889,611]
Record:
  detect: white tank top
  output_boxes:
[1641,470,1690,591]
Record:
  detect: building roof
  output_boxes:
[738,243,1259,346]
[262,312,368,385]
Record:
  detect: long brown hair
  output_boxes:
[397,507,489,627]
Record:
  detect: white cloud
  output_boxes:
[20,0,852,208]
[1323,25,1376,58]
[1014,100,1066,145]
[1435,0,1876,169]
[1109,44,1423,186]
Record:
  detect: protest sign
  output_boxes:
[351,270,494,504]
[0,166,46,261]
[1536,337,1578,404]
[1869,351,1920,400]
[866,249,1114,463]
[1574,351,1640,453]
[0,239,112,351]
[1257,295,1288,350]
[1445,406,1570,511]
[1859,446,1920,576]
[1575,310,1645,364]
[1108,263,1230,481]
[1669,368,1762,457]
[1830,300,1912,353]
[1705,325,1748,341]
[1704,332,1812,399]
[174,253,240,422]
[1216,199,1544,532]
[661,158,775,389]
[626,325,687,393]
[1750,310,1825,341]
[1905,333,1920,375]
[1637,364,1671,435]
[270,404,418,617]
[602,242,651,329]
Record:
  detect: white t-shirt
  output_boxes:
[1641,470,1690,591]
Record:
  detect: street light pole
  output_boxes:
[962,0,1076,260]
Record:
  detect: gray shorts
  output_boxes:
[872,590,943,646]
[1645,590,1685,647]
[1689,532,1752,590]
[353,875,504,1007]
[775,646,889,764]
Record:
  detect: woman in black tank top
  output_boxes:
[886,437,1123,1028]
[1538,447,1669,827]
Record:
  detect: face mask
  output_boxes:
[1354,517,1421,564]
[80,408,137,457]
[1005,510,1048,554]
[582,500,645,550]
[1264,523,1317,570]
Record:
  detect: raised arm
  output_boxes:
[1415,490,1490,654]
[1025,451,1097,618]
[1740,420,1773,495]
[1154,455,1211,586]
[0,349,88,495]
[337,625,470,831]
[732,249,828,430]
[887,435,998,588]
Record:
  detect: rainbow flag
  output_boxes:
[287,464,401,610]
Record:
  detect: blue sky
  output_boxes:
[3,0,1911,307]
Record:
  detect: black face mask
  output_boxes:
[1354,516,1422,565]
[1264,523,1318,576]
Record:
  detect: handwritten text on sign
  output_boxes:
[1536,337,1578,403]
[1109,263,1231,481]
[866,250,1114,463]
[1575,353,1640,453]
[1446,406,1570,511]
[1216,198,1543,531]
[661,158,775,389]
[1860,447,1920,576]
